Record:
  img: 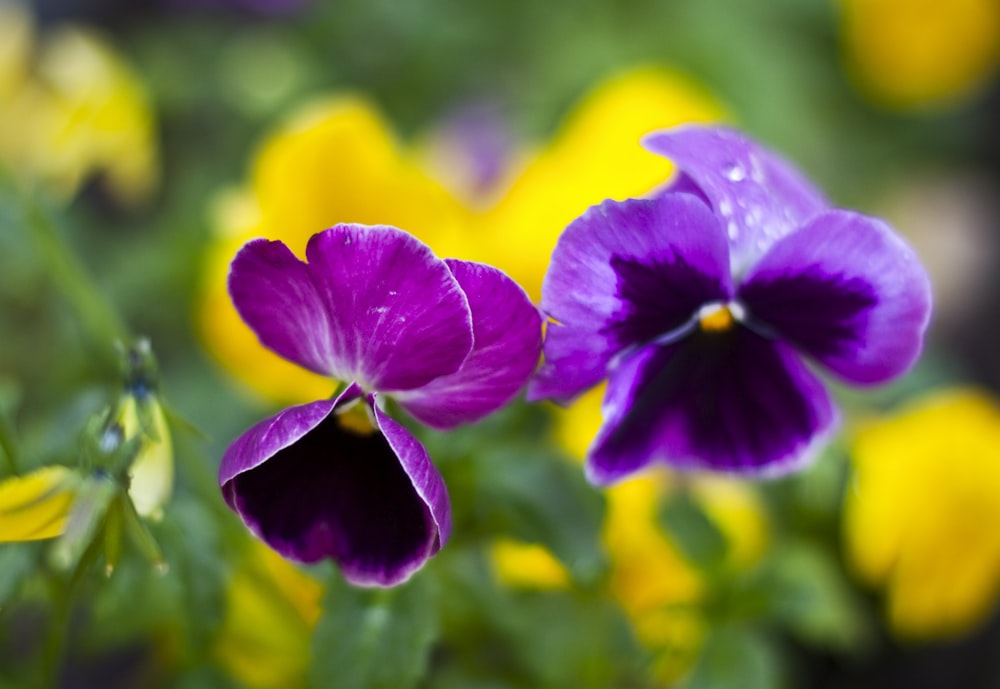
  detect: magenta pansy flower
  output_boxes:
[219,224,541,586]
[529,126,932,483]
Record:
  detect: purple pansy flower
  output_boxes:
[219,224,541,586]
[529,125,932,483]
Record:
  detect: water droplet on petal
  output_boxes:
[725,163,746,182]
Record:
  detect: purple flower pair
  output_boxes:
[219,225,541,586]
[530,126,932,481]
[220,125,931,587]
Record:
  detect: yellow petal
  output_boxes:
[16,26,158,203]
[840,0,1000,109]
[490,538,570,590]
[476,66,726,301]
[215,541,323,689]
[120,395,174,521]
[0,0,32,100]
[0,466,77,542]
[844,388,1000,639]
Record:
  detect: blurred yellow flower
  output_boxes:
[489,537,571,590]
[216,540,323,689]
[840,0,1000,109]
[605,472,769,682]
[0,0,158,204]
[844,388,1000,639]
[199,66,723,402]
[0,465,77,542]
[552,384,768,682]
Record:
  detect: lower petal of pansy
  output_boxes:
[220,388,447,587]
[532,194,732,402]
[739,210,932,385]
[397,259,542,429]
[304,224,474,392]
[588,328,837,483]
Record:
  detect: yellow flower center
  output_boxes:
[699,304,735,332]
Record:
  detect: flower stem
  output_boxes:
[19,192,131,354]
[0,410,21,475]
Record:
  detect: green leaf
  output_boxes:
[659,489,728,572]
[681,625,785,689]
[0,542,37,605]
[470,444,608,586]
[756,542,872,652]
[308,572,439,689]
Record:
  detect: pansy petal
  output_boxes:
[643,125,828,271]
[587,328,838,484]
[739,210,932,385]
[530,194,731,403]
[305,224,474,391]
[228,238,337,377]
[372,402,451,548]
[397,259,542,429]
[220,386,444,587]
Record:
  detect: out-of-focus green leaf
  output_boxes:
[0,543,37,606]
[309,572,439,689]
[659,488,728,573]
[466,442,607,586]
[756,542,872,652]
[682,625,785,689]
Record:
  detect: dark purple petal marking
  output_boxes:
[397,259,542,429]
[305,224,474,392]
[739,210,932,385]
[530,194,731,403]
[221,396,445,587]
[228,238,338,376]
[643,125,828,272]
[587,327,838,483]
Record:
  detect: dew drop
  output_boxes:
[725,163,746,182]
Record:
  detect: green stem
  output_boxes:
[0,410,21,475]
[19,192,131,353]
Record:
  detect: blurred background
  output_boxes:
[2,0,1000,687]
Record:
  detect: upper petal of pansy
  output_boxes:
[529,194,732,403]
[304,224,474,392]
[587,328,838,484]
[220,386,449,587]
[643,126,828,273]
[396,259,542,430]
[739,210,932,385]
[229,238,342,378]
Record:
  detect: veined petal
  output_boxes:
[305,225,474,392]
[530,194,731,403]
[228,238,338,377]
[396,259,542,429]
[739,210,932,385]
[643,126,828,272]
[220,386,446,587]
[587,328,837,484]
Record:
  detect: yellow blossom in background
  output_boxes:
[489,538,571,590]
[845,388,1000,640]
[604,472,769,682]
[215,540,323,689]
[0,0,158,204]
[0,466,78,542]
[840,0,1000,109]
[551,386,768,682]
